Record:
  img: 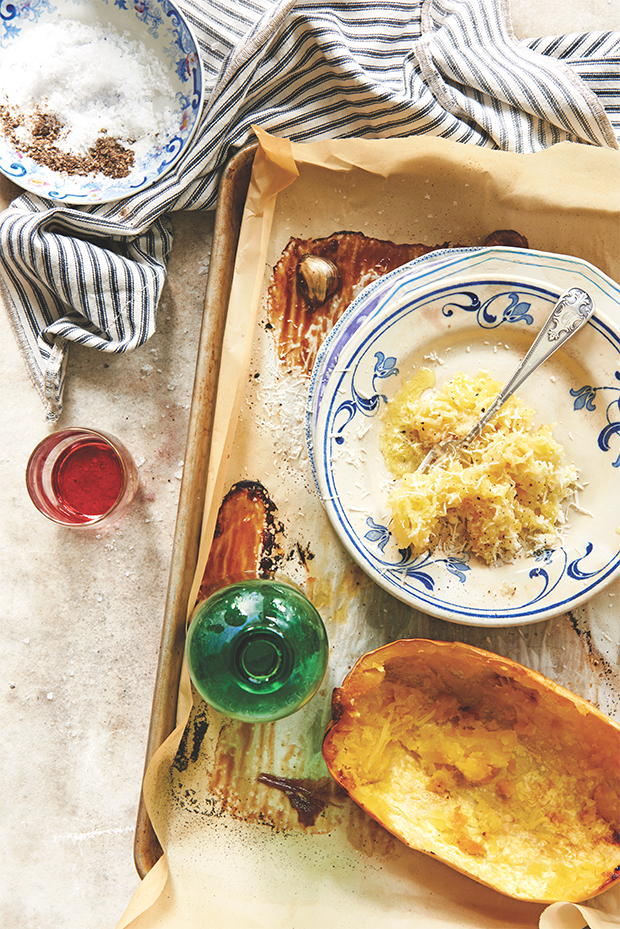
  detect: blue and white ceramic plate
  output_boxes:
[307,247,620,626]
[0,0,203,203]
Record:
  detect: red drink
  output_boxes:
[51,438,125,521]
[26,428,138,527]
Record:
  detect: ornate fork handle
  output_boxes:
[547,287,595,341]
[418,287,595,472]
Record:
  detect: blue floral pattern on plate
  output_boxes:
[570,373,620,467]
[307,247,620,626]
[0,0,203,203]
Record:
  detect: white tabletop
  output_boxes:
[1,1,617,925]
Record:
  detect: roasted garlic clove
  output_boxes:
[296,255,340,307]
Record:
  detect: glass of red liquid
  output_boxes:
[26,427,139,528]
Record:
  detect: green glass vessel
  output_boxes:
[185,578,329,723]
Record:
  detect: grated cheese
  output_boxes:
[380,369,578,564]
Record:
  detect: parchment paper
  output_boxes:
[117,130,620,929]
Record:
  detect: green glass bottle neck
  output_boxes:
[233,627,294,694]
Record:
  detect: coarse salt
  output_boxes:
[0,18,177,160]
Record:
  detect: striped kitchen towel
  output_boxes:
[0,0,618,421]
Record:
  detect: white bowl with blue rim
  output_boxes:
[0,0,203,204]
[307,246,620,627]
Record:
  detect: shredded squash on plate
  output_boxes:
[379,370,578,564]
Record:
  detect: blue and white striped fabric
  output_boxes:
[1,0,618,420]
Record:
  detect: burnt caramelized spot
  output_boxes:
[257,773,333,827]
[266,229,530,376]
[266,231,442,375]
[327,689,347,727]
[196,479,284,603]
[483,229,529,248]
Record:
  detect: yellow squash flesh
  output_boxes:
[323,640,620,903]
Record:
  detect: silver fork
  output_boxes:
[417,287,595,474]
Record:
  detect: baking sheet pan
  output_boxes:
[131,134,620,926]
[134,143,257,878]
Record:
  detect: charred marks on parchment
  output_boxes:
[257,773,344,828]
[568,610,620,695]
[482,229,529,248]
[287,540,316,569]
[176,788,223,818]
[196,479,285,603]
[265,230,441,375]
[265,229,530,377]
[172,702,210,772]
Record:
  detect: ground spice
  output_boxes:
[0,18,177,181]
[0,105,134,178]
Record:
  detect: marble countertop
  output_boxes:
[0,185,214,925]
[1,1,617,925]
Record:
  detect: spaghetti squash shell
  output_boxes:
[323,640,620,903]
